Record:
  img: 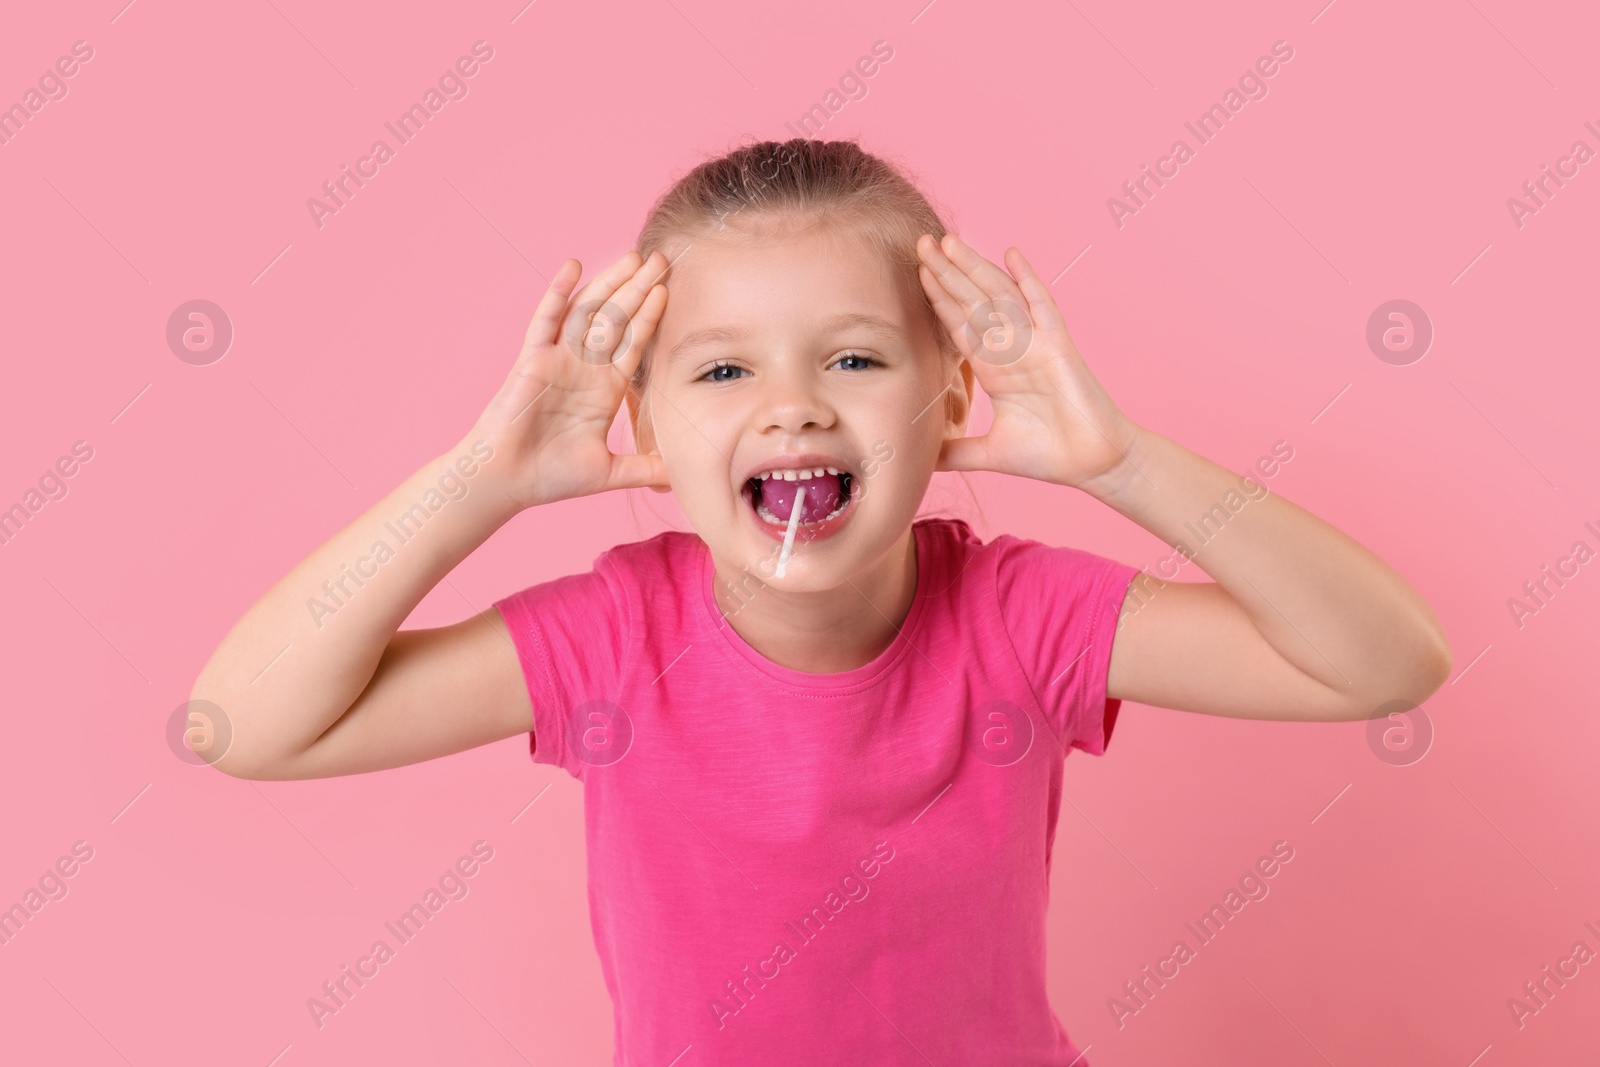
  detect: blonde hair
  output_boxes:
[626,137,971,446]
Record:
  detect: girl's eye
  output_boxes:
[833,350,880,371]
[696,351,879,382]
[698,360,747,383]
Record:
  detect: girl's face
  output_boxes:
[635,221,968,591]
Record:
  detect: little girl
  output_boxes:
[192,138,1452,1065]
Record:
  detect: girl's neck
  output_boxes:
[711,527,919,674]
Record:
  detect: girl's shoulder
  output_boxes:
[595,527,705,579]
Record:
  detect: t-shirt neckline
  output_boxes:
[697,520,937,691]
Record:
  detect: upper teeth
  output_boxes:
[754,466,840,482]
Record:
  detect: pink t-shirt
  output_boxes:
[495,516,1139,1066]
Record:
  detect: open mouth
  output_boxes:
[741,468,855,527]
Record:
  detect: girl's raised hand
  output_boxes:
[916,233,1142,495]
[465,250,672,511]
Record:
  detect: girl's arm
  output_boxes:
[916,233,1452,723]
[1087,428,1452,721]
[190,445,527,780]
[189,251,670,779]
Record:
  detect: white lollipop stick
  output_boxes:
[775,485,805,578]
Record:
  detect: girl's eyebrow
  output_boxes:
[667,324,745,365]
[667,312,904,365]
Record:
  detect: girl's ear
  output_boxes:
[944,355,974,436]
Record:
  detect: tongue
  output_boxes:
[761,474,841,523]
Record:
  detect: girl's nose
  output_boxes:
[755,364,837,433]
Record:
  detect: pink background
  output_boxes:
[2,0,1596,1063]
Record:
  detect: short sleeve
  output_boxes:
[992,535,1140,757]
[493,557,632,780]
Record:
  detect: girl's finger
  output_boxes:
[917,234,988,312]
[598,249,669,325]
[568,249,647,315]
[578,251,670,376]
[603,449,670,494]
[604,254,668,331]
[611,251,670,318]
[1004,247,1070,336]
[921,236,1035,369]
[918,262,977,356]
[562,251,669,368]
[522,258,583,352]
[938,233,1028,309]
[935,432,989,474]
[919,262,1012,384]
[919,262,1009,433]
[607,281,669,384]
